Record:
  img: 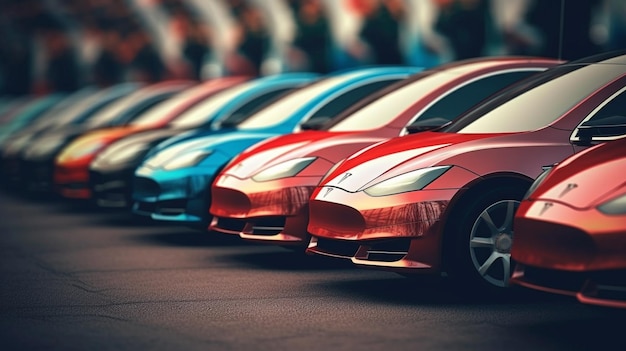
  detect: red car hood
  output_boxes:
[533,138,626,209]
[223,130,386,178]
[321,131,497,192]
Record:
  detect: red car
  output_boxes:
[510,136,626,308]
[209,57,560,246]
[305,50,626,292]
[54,76,249,199]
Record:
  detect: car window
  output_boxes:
[306,79,401,125]
[216,87,295,126]
[165,81,261,128]
[121,94,175,126]
[71,94,124,125]
[571,87,626,142]
[409,70,540,124]
[130,83,221,126]
[329,69,542,132]
[454,64,626,134]
[237,72,377,130]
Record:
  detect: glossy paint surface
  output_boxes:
[88,73,319,208]
[209,57,561,245]
[304,53,626,278]
[132,67,421,226]
[510,136,626,308]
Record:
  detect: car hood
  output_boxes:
[147,127,235,157]
[56,125,149,164]
[103,127,184,152]
[224,130,387,178]
[534,139,626,209]
[22,125,91,155]
[321,131,497,192]
[142,131,278,169]
[91,127,188,167]
[71,125,147,144]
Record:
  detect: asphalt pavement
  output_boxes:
[1,190,625,351]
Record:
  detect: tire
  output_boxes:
[444,185,526,293]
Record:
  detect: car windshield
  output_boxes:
[54,89,115,125]
[328,72,455,132]
[236,73,362,130]
[84,89,154,128]
[168,81,258,129]
[26,88,97,130]
[129,84,212,127]
[449,63,626,134]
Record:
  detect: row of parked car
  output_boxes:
[1,50,625,309]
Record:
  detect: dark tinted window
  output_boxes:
[222,87,295,124]
[584,89,626,123]
[121,94,175,125]
[417,71,540,122]
[572,88,626,141]
[451,64,626,133]
[308,79,400,124]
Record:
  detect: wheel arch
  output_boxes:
[439,172,534,269]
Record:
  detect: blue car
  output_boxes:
[132,66,422,227]
[89,73,319,208]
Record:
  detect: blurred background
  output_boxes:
[0,0,623,96]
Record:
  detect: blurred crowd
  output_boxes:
[1,0,624,96]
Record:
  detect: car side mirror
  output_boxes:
[300,116,332,131]
[573,115,626,146]
[405,117,451,134]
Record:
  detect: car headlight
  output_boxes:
[59,140,106,161]
[97,142,149,164]
[363,165,451,197]
[597,193,626,215]
[252,157,316,182]
[523,165,554,200]
[162,150,212,170]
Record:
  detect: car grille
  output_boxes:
[133,177,160,197]
[363,239,412,262]
[522,265,586,294]
[314,237,360,258]
[212,216,246,233]
[249,216,286,236]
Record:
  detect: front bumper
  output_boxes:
[209,180,317,245]
[23,159,56,193]
[511,264,626,309]
[54,164,91,199]
[305,188,454,273]
[512,200,626,272]
[132,166,216,225]
[1,155,23,190]
[90,167,135,208]
[510,200,626,309]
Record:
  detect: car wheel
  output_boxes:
[445,186,525,292]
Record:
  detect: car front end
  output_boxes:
[132,133,272,227]
[511,139,626,308]
[209,131,388,246]
[54,127,141,199]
